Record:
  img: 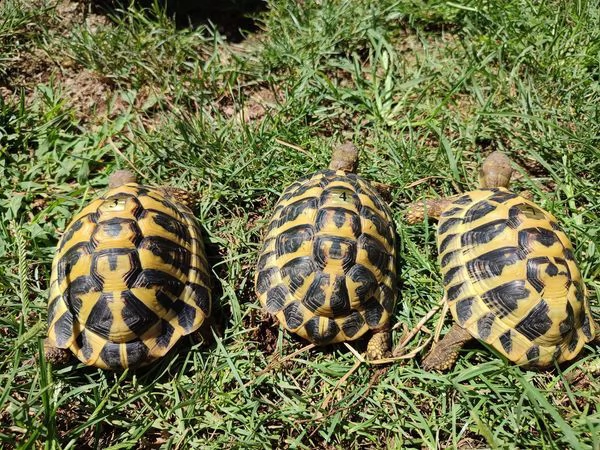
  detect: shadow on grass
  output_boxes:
[91,0,268,42]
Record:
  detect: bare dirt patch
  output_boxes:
[1,1,123,123]
[221,87,284,124]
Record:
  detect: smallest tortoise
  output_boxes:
[255,143,397,359]
[406,151,597,370]
[45,170,212,370]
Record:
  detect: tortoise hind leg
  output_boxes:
[43,339,72,365]
[366,329,391,360]
[422,324,473,371]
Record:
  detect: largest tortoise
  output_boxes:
[45,170,212,369]
[406,151,597,370]
[255,143,396,358]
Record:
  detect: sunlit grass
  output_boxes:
[1,0,599,448]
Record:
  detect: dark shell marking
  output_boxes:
[255,169,396,345]
[438,187,595,367]
[47,183,211,370]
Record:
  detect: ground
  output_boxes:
[1,0,599,448]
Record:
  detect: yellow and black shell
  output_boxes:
[255,169,396,345]
[47,183,211,369]
[438,187,595,367]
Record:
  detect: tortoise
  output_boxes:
[255,143,397,359]
[406,151,597,370]
[45,170,212,370]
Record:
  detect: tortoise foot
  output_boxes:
[366,330,391,360]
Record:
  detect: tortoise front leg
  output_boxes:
[405,197,457,224]
[421,324,473,371]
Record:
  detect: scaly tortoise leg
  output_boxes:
[43,338,72,365]
[405,197,457,224]
[421,324,474,371]
[366,328,392,360]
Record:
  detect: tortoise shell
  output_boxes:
[255,169,396,345]
[46,183,211,369]
[438,187,595,367]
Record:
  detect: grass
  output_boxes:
[1,0,599,448]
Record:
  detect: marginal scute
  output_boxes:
[363,298,384,327]
[453,194,473,205]
[342,311,365,338]
[126,341,150,367]
[99,342,122,369]
[559,302,575,337]
[574,281,585,302]
[439,233,458,254]
[283,301,305,330]
[156,320,175,348]
[188,283,211,316]
[266,285,289,313]
[380,283,395,313]
[78,330,94,361]
[487,190,518,204]
[447,282,465,301]
[304,316,339,344]
[455,297,474,326]
[581,313,593,340]
[441,206,465,217]
[256,168,396,347]
[440,249,461,268]
[443,266,461,285]
[53,311,75,347]
[175,302,197,331]
[499,329,512,353]
[46,181,212,369]
[438,217,463,235]
[525,345,540,363]
[476,313,495,340]
[567,335,579,352]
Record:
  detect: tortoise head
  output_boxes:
[478,151,513,188]
[329,142,359,173]
[109,170,137,188]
